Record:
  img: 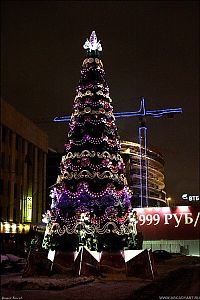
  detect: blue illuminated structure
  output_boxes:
[53,97,182,122]
[53,97,182,207]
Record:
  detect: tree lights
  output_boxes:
[42,32,137,252]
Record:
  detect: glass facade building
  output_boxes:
[121,140,167,207]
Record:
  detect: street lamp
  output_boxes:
[167,197,172,207]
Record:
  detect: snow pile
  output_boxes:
[2,276,95,290]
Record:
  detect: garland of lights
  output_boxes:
[73,107,113,116]
[52,221,134,236]
[69,118,116,127]
[62,150,122,160]
[73,100,113,109]
[57,170,125,181]
[65,141,120,151]
[74,90,112,103]
[60,163,124,173]
[82,57,103,66]
[53,188,127,201]
[43,209,137,237]
[51,183,127,201]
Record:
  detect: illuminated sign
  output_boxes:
[25,196,32,222]
[135,206,200,240]
[182,194,199,201]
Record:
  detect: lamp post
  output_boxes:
[167,197,172,207]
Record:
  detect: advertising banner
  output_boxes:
[134,206,200,240]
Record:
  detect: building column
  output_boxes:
[9,132,16,222]
[42,152,47,214]
[37,150,44,223]
[22,141,28,223]
[32,147,38,223]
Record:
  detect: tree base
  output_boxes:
[23,247,156,279]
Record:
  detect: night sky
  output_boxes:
[1,1,199,202]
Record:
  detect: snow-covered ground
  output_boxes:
[1,255,200,300]
[1,254,25,263]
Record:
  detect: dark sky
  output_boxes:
[1,1,199,202]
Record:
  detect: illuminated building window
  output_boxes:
[22,196,32,223]
[4,222,10,233]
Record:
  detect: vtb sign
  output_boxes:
[134,206,200,240]
[182,194,199,201]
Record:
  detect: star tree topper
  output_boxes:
[83,31,102,52]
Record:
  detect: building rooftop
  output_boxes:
[1,99,48,152]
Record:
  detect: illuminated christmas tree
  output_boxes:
[42,31,137,252]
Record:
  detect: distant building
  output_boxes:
[121,140,167,207]
[0,99,48,235]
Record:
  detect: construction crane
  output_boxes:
[53,97,182,207]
